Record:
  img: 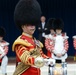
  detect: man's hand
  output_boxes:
[56,53,62,57]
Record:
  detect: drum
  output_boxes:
[49,63,67,75]
[53,64,63,75]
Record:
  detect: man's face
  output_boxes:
[22,25,36,35]
[56,29,62,34]
[50,29,55,35]
[40,16,46,22]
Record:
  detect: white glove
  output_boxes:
[42,33,45,37]
[44,58,55,66]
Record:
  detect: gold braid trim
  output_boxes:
[13,62,30,75]
[20,51,30,64]
[20,46,41,65]
[12,36,32,51]
[12,37,43,75]
[39,41,43,48]
[13,47,41,75]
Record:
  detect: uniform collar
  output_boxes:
[56,33,62,35]
[22,32,33,38]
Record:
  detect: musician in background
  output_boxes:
[73,35,76,61]
[51,19,69,62]
[0,27,9,75]
[44,18,55,57]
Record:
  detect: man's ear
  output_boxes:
[21,25,25,29]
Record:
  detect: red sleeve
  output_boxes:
[64,39,69,51]
[45,38,54,52]
[73,39,76,50]
[40,49,49,58]
[15,44,34,65]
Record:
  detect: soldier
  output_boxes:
[44,18,55,57]
[12,0,55,75]
[72,35,76,61]
[0,27,9,75]
[73,36,76,49]
[51,19,69,62]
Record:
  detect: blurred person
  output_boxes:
[37,16,49,55]
[73,35,76,49]
[72,35,76,61]
[44,18,55,57]
[51,19,69,62]
[12,0,55,75]
[0,27,9,75]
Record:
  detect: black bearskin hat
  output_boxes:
[0,27,6,37]
[14,0,42,30]
[47,18,55,30]
[54,18,64,30]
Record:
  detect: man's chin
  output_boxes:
[30,31,34,35]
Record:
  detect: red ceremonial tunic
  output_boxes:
[12,32,48,75]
